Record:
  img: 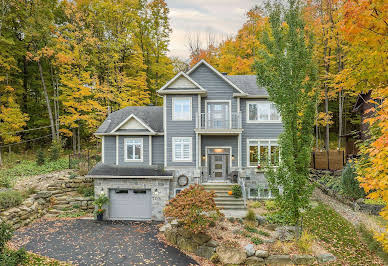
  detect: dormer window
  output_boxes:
[247,101,281,123]
[172,97,192,121]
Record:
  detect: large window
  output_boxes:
[124,138,143,161]
[247,101,280,122]
[172,97,192,121]
[248,139,279,166]
[172,137,192,162]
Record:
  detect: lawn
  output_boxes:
[304,203,385,265]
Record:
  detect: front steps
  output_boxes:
[203,183,246,210]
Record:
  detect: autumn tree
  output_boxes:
[256,0,318,225]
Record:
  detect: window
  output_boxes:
[248,139,279,166]
[173,137,192,162]
[247,101,280,122]
[172,98,192,120]
[124,138,143,161]
[248,186,279,199]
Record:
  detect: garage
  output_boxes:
[109,189,152,220]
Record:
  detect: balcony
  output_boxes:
[195,112,243,135]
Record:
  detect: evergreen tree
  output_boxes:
[255,0,318,225]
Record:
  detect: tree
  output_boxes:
[255,0,318,225]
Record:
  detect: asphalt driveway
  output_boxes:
[11,219,198,266]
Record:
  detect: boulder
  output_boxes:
[177,227,193,239]
[165,229,178,245]
[317,253,336,263]
[176,236,198,253]
[192,233,211,245]
[244,244,255,257]
[195,245,215,259]
[159,223,172,233]
[266,255,292,265]
[255,250,269,258]
[170,219,179,227]
[206,239,219,248]
[256,215,267,225]
[35,191,52,199]
[245,256,265,265]
[216,245,246,265]
[275,226,300,241]
[292,254,315,265]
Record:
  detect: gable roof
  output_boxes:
[187,60,247,95]
[157,71,206,94]
[96,106,163,134]
[226,75,269,97]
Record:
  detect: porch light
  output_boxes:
[202,155,206,160]
[214,148,224,153]
[232,155,235,160]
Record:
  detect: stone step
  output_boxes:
[215,196,243,201]
[219,205,246,210]
[215,200,244,206]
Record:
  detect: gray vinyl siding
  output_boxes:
[240,99,284,167]
[189,64,238,114]
[118,136,149,166]
[166,95,198,166]
[152,135,164,165]
[103,136,116,164]
[201,136,238,167]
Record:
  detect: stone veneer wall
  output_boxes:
[0,177,93,229]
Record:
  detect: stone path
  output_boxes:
[11,219,198,266]
[312,188,384,234]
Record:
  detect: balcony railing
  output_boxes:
[195,112,242,130]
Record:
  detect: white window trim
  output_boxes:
[124,138,143,162]
[205,100,232,128]
[172,97,192,121]
[246,101,281,123]
[172,137,192,162]
[246,139,280,168]
[248,187,276,199]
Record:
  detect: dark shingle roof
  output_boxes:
[87,163,172,177]
[226,75,268,96]
[96,106,163,133]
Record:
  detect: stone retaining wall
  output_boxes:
[0,176,93,229]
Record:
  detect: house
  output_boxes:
[87,60,283,221]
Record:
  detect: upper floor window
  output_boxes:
[247,101,280,122]
[248,139,279,167]
[172,137,192,162]
[124,138,143,162]
[172,97,192,121]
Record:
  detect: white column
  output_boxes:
[163,95,167,167]
[116,136,119,165]
[149,135,152,166]
[101,136,105,163]
[238,134,241,169]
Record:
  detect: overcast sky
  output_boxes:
[166,0,262,60]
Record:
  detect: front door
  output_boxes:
[207,103,229,129]
[210,154,227,180]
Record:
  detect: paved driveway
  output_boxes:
[11,219,198,266]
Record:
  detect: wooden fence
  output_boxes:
[311,150,345,170]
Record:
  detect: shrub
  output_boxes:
[0,190,23,209]
[93,192,109,214]
[251,237,263,245]
[77,184,94,197]
[265,200,277,211]
[0,222,27,265]
[258,230,270,237]
[244,225,258,233]
[231,185,242,198]
[48,141,62,161]
[245,209,256,222]
[250,201,262,208]
[36,149,45,166]
[0,176,11,188]
[0,222,13,252]
[164,184,223,233]
[297,231,314,254]
[341,162,365,200]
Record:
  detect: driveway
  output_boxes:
[11,219,198,266]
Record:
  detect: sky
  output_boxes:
[166,0,263,60]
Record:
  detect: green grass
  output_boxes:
[57,210,89,218]
[0,158,68,188]
[304,203,384,265]
[244,225,259,233]
[251,236,263,245]
[258,230,270,237]
[0,190,24,209]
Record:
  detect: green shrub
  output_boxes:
[265,200,277,211]
[36,149,45,166]
[251,236,263,245]
[48,141,62,161]
[0,222,13,252]
[245,209,256,222]
[244,225,258,233]
[341,162,365,200]
[0,190,23,209]
[250,201,262,208]
[265,211,289,225]
[0,222,27,265]
[231,185,242,198]
[258,230,270,237]
[364,198,385,205]
[77,184,94,197]
[164,184,223,233]
[0,176,11,188]
[297,231,314,254]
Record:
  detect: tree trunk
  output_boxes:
[38,60,56,142]
[0,148,2,167]
[77,126,81,154]
[72,128,76,155]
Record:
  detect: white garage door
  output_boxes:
[109,189,152,220]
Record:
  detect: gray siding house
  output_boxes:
[87,60,283,221]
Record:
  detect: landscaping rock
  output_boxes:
[216,245,246,265]
[177,227,193,239]
[263,238,276,244]
[206,239,219,248]
[177,236,198,253]
[292,254,315,265]
[159,223,171,232]
[256,215,266,225]
[192,233,211,245]
[170,219,179,227]
[255,250,269,258]
[266,255,292,265]
[165,229,178,245]
[317,253,336,263]
[275,226,300,241]
[244,244,255,257]
[245,256,264,265]
[195,245,215,259]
